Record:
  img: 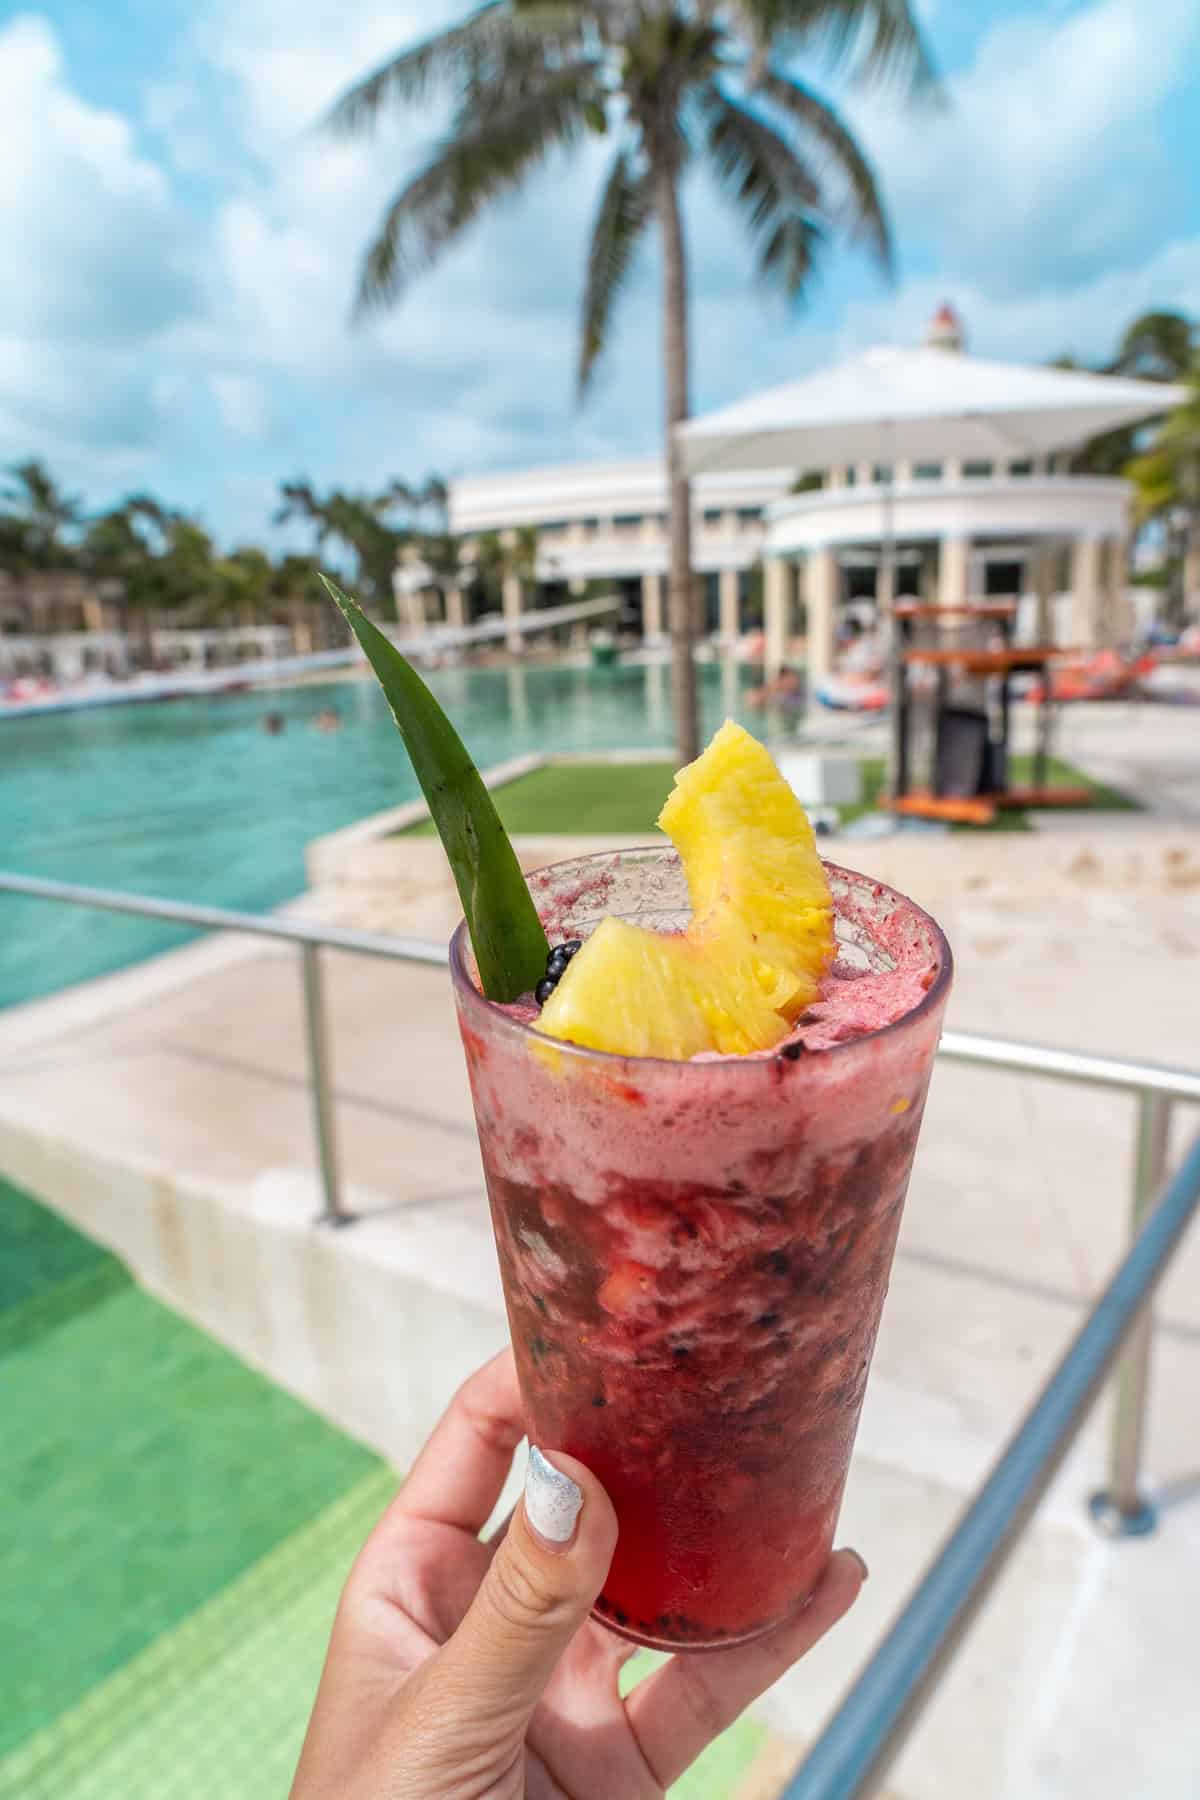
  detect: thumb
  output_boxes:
[439,1445,618,1734]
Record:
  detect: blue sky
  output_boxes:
[2,0,1198,549]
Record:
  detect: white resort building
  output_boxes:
[398,308,1183,676]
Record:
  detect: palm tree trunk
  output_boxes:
[654,160,700,766]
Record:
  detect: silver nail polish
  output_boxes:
[525,1445,582,1543]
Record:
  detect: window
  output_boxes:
[913,462,943,480]
[872,464,894,484]
[963,460,994,479]
[613,513,642,530]
[737,506,762,525]
[843,466,858,486]
[538,520,566,536]
[1008,458,1034,478]
[701,507,723,526]
[581,516,600,532]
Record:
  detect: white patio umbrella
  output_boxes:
[677,344,1187,475]
[678,344,1186,787]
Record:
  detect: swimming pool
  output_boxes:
[0,660,765,1009]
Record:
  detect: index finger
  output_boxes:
[389,1347,526,1536]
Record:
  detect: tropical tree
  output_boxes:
[78,504,153,635]
[1126,363,1200,625]
[275,475,431,613]
[214,546,275,623]
[1054,309,1195,476]
[466,523,540,618]
[327,0,936,761]
[2,459,82,569]
[1110,310,1195,384]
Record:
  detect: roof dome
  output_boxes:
[926,303,965,353]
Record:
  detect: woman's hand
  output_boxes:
[291,1348,865,1798]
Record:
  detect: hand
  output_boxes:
[290,1348,865,1799]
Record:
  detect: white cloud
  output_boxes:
[854,0,1200,294]
[0,16,194,344]
[836,234,1200,365]
[211,372,271,440]
[0,13,197,489]
[5,0,1198,543]
[191,0,463,151]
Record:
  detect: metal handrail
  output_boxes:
[780,1130,1200,1800]
[3,866,1199,1794]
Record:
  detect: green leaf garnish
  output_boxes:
[322,576,549,1002]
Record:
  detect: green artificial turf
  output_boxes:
[0,1177,114,1317]
[403,759,676,837]
[403,752,1139,838]
[1,1175,777,1798]
[0,1468,397,1800]
[1,1276,377,1755]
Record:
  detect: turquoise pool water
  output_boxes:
[0,660,766,1010]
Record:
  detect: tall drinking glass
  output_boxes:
[452,849,951,1651]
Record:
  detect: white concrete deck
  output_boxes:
[1,824,1198,1797]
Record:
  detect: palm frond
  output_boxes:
[326,2,592,137]
[327,4,505,135]
[577,145,652,394]
[733,0,938,96]
[757,68,891,272]
[356,66,601,313]
[703,86,825,299]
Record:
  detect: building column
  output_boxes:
[567,519,588,596]
[501,573,525,654]
[1030,542,1056,645]
[445,584,466,630]
[1102,536,1130,645]
[804,546,837,693]
[938,533,970,610]
[1184,527,1200,613]
[641,571,664,643]
[876,553,896,614]
[1070,535,1102,648]
[718,566,741,643]
[763,556,791,677]
[500,529,527,654]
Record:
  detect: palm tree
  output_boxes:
[1054,310,1195,476]
[276,476,420,614]
[275,478,334,554]
[327,1,935,761]
[1109,310,1195,384]
[1126,362,1200,625]
[2,459,83,569]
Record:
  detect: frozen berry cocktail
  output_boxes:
[452,724,951,1651]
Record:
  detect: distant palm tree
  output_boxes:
[1054,310,1196,476]
[1126,361,1200,625]
[328,1,936,761]
[2,458,83,569]
[1109,310,1195,384]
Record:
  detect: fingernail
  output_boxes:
[525,1445,582,1547]
[843,1548,870,1582]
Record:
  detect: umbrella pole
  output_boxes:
[881,454,907,800]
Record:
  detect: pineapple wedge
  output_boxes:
[538,721,834,1059]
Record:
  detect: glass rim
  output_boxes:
[449,847,953,1073]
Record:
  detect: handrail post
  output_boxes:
[300,942,352,1228]
[1087,1090,1171,1537]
